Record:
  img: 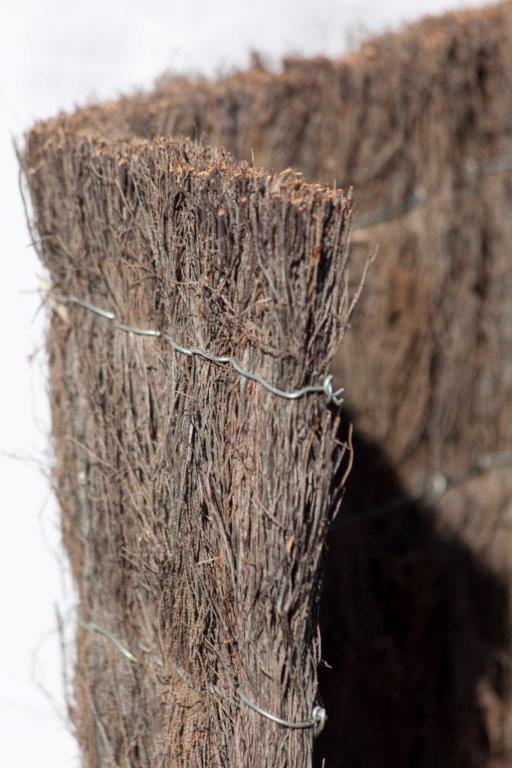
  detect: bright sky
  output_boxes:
[0,0,488,764]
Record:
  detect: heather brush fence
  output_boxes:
[22,1,512,766]
[23,131,354,766]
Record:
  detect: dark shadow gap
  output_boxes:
[316,411,509,767]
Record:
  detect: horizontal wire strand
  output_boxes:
[48,292,344,407]
[78,617,326,735]
[236,687,326,735]
[353,150,512,231]
[336,450,512,529]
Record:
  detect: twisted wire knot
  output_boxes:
[311,705,327,736]
[44,289,345,408]
[236,687,327,737]
[322,374,344,406]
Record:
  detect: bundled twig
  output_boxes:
[21,1,512,766]
[23,128,353,767]
[87,5,512,763]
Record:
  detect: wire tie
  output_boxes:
[45,290,344,407]
[236,687,327,736]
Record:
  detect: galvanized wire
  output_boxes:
[78,617,326,735]
[48,292,344,407]
[353,151,512,231]
[337,450,512,529]
[237,687,326,735]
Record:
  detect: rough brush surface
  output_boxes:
[22,1,512,766]
[64,3,512,764]
[53,2,512,488]
[23,128,353,767]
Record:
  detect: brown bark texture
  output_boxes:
[22,0,512,765]
[23,128,353,767]
[55,3,511,764]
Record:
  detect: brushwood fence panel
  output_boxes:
[21,2,512,765]
[77,4,512,763]
[23,131,353,767]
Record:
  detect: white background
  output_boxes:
[0,0,487,764]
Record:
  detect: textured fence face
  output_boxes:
[23,128,353,766]
[108,2,512,487]
[67,3,512,520]
[62,4,512,764]
[22,2,512,766]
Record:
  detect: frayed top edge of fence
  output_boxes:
[78,618,326,736]
[44,289,345,407]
